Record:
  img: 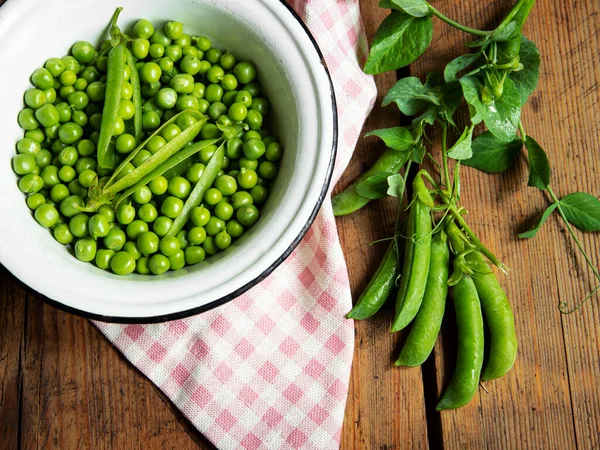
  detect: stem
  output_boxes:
[427,4,491,37]
[497,0,526,30]
[441,122,451,190]
[518,121,527,141]
[548,186,600,314]
[420,171,507,271]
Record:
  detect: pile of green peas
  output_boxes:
[13,16,283,276]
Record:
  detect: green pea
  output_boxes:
[127,219,149,240]
[32,68,55,90]
[78,169,97,188]
[185,245,205,265]
[237,204,259,227]
[237,168,258,189]
[69,213,89,237]
[88,214,110,239]
[45,58,65,77]
[161,196,184,219]
[149,43,165,59]
[214,202,234,221]
[168,250,186,271]
[58,146,78,166]
[18,108,40,130]
[198,99,210,114]
[156,87,178,109]
[265,142,283,161]
[168,176,191,199]
[95,249,115,270]
[67,180,85,196]
[244,81,262,97]
[203,187,222,206]
[221,74,238,91]
[220,52,236,70]
[226,220,244,238]
[132,38,150,59]
[34,203,58,228]
[58,166,76,183]
[58,122,83,144]
[149,253,170,274]
[205,48,222,64]
[104,228,127,251]
[142,81,161,98]
[249,97,270,116]
[195,35,211,51]
[119,99,135,120]
[181,55,201,75]
[190,206,210,227]
[117,203,136,225]
[187,226,207,245]
[17,138,41,155]
[53,223,74,244]
[235,90,253,107]
[205,84,223,103]
[153,216,173,237]
[132,186,152,204]
[161,123,182,142]
[159,235,180,257]
[245,110,263,131]
[228,102,247,122]
[43,87,57,103]
[27,193,46,210]
[81,66,101,83]
[231,191,253,210]
[185,163,206,184]
[116,134,136,154]
[134,19,155,39]
[50,184,70,203]
[75,156,96,174]
[170,73,195,94]
[136,256,151,274]
[111,251,136,275]
[41,165,60,188]
[165,45,182,62]
[148,176,168,195]
[138,203,158,223]
[146,135,167,154]
[250,185,269,204]
[12,154,36,175]
[259,161,278,179]
[24,88,47,109]
[71,41,95,64]
[234,61,257,84]
[202,235,218,256]
[239,157,258,170]
[140,62,162,83]
[132,149,152,167]
[215,231,232,250]
[137,231,160,256]
[205,216,225,236]
[74,239,97,262]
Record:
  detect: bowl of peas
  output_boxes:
[0,0,337,321]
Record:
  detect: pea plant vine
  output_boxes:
[334,0,600,314]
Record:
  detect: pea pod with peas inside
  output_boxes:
[396,230,449,367]
[391,175,433,333]
[332,148,410,216]
[346,244,399,320]
[447,221,518,381]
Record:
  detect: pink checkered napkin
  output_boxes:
[95,1,377,448]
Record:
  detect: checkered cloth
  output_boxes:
[95,1,377,448]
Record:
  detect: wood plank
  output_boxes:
[408,0,598,448]
[338,1,430,449]
[16,287,210,449]
[0,265,27,450]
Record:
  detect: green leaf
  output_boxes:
[463,131,522,173]
[525,136,550,190]
[460,76,522,142]
[444,52,482,82]
[447,125,474,160]
[387,174,406,197]
[560,193,600,232]
[364,11,433,74]
[383,77,439,116]
[518,204,558,238]
[365,126,414,151]
[384,0,429,17]
[510,37,540,106]
[410,145,426,163]
[356,172,395,199]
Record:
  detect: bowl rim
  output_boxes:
[0,0,338,324]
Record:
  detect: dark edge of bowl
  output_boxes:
[2,0,339,324]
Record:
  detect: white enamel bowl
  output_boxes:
[0,0,337,321]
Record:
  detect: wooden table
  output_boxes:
[2,0,600,448]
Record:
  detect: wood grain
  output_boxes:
[1,0,600,449]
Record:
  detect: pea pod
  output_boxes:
[347,244,399,320]
[105,111,206,194]
[467,250,517,380]
[332,148,409,216]
[496,0,536,64]
[125,48,143,145]
[396,231,449,366]
[167,143,225,236]
[115,139,220,207]
[391,177,433,332]
[97,43,126,169]
[436,274,484,411]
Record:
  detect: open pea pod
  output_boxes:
[104,109,206,189]
[114,138,220,207]
[167,143,225,236]
[125,48,143,145]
